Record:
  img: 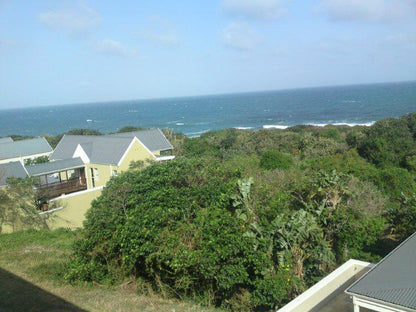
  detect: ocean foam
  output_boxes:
[263,125,289,129]
[176,122,185,126]
[186,129,211,138]
[234,126,253,130]
[332,122,375,127]
[308,122,375,127]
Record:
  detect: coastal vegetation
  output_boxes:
[1,113,415,311]
[0,229,217,312]
[0,178,50,234]
[64,113,416,310]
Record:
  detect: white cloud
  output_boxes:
[222,0,290,20]
[92,39,136,57]
[135,15,181,47]
[221,22,261,51]
[320,0,416,23]
[38,1,101,34]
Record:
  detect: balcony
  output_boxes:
[37,177,87,200]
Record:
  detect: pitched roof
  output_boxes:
[26,158,84,176]
[50,135,136,165]
[50,135,99,161]
[50,129,173,165]
[109,129,173,151]
[0,137,13,144]
[346,232,416,310]
[0,161,28,186]
[80,137,133,165]
[0,137,52,161]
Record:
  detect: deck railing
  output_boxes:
[38,178,87,199]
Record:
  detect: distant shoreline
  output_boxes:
[0,81,414,137]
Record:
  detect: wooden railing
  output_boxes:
[39,178,87,199]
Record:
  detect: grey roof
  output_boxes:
[0,161,28,186]
[346,232,416,310]
[0,137,52,161]
[0,137,13,144]
[50,129,173,165]
[50,135,101,161]
[26,157,85,176]
[109,129,173,151]
[50,135,134,165]
[81,137,133,165]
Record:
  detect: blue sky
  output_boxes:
[0,0,415,109]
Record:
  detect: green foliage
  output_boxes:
[129,160,145,170]
[24,156,49,166]
[0,178,50,233]
[45,129,102,148]
[357,116,416,168]
[66,129,103,136]
[272,209,334,282]
[321,128,340,140]
[67,159,299,310]
[295,170,386,263]
[65,113,416,310]
[116,126,146,133]
[260,150,294,170]
[299,134,348,158]
[387,193,416,239]
[9,135,33,141]
[45,134,63,148]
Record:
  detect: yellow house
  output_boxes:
[49,129,174,189]
[24,129,174,228]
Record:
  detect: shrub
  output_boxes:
[260,150,294,170]
[66,158,293,310]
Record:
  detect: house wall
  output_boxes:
[0,151,52,165]
[85,163,115,189]
[118,139,155,171]
[82,140,155,189]
[46,187,103,229]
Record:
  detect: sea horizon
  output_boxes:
[1,79,414,112]
[0,80,415,138]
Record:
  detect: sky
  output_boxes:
[0,0,415,109]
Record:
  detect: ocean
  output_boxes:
[0,81,415,137]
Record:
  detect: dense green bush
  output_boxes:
[357,116,416,168]
[388,193,416,238]
[66,159,297,310]
[260,150,294,170]
[65,113,416,310]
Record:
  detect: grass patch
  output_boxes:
[0,229,221,312]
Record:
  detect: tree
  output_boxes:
[116,126,146,133]
[0,177,49,233]
[66,160,294,310]
[295,170,386,262]
[67,129,102,136]
[357,117,415,168]
[24,156,49,166]
[388,193,416,239]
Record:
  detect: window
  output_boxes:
[39,175,48,186]
[67,169,76,179]
[90,168,99,188]
[47,173,60,184]
[93,168,99,180]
